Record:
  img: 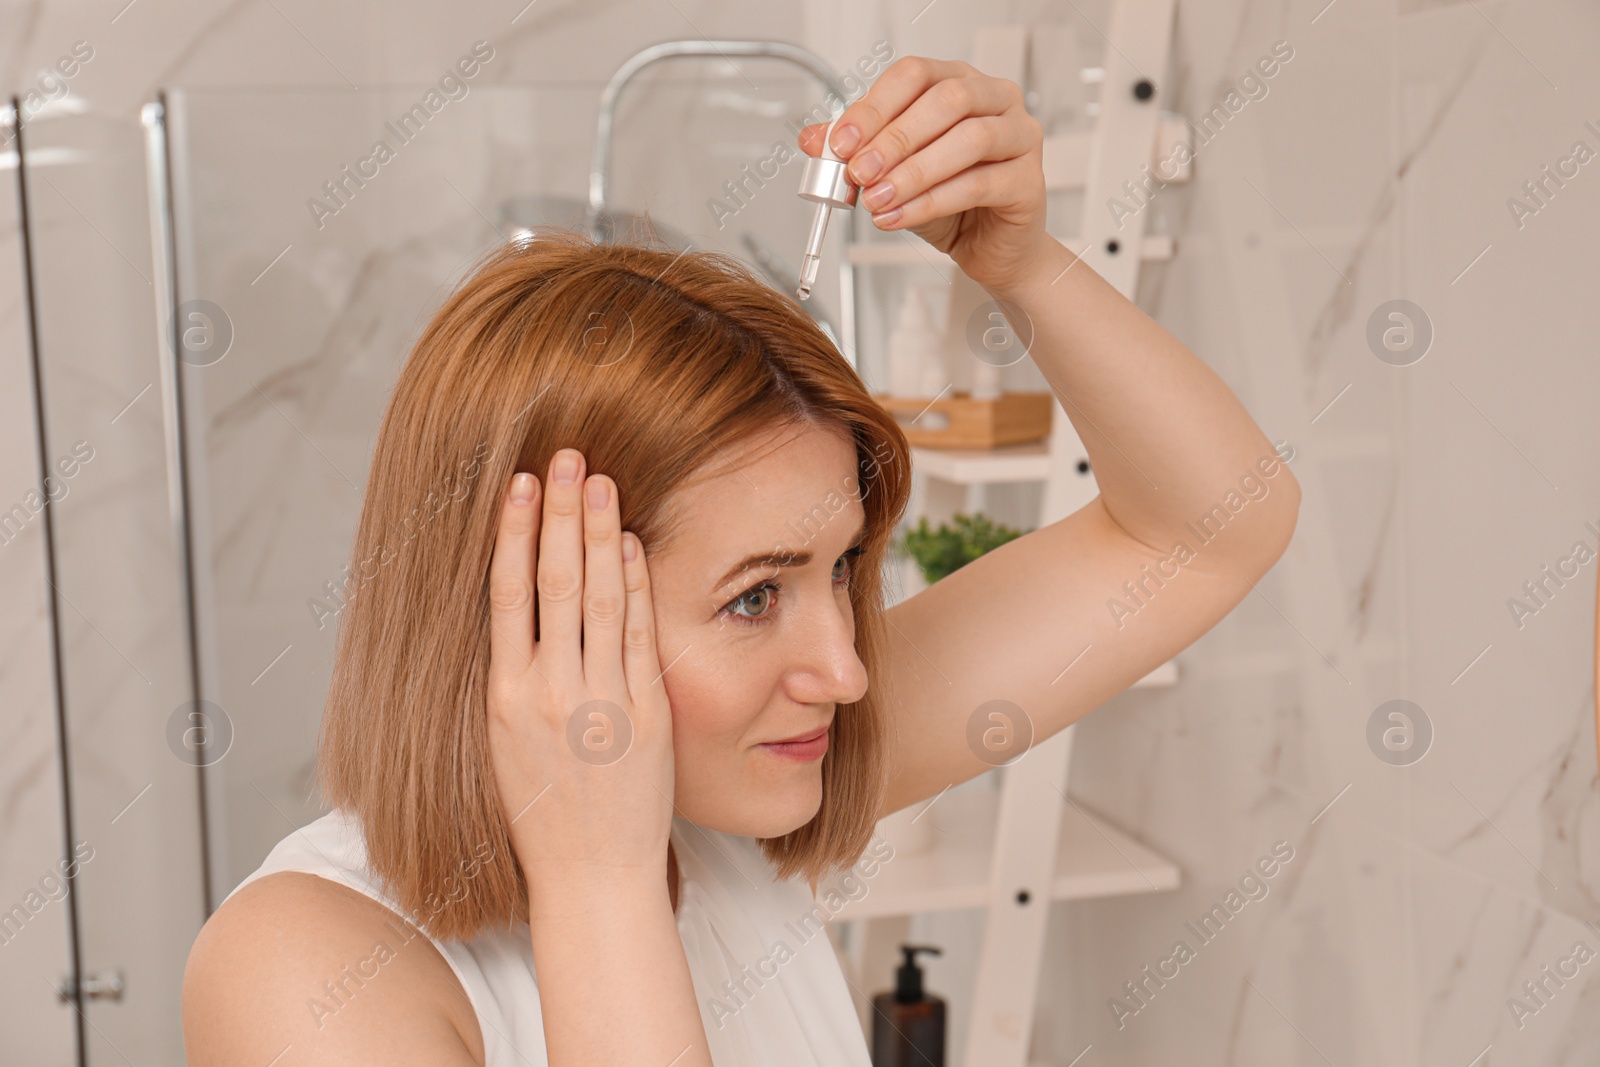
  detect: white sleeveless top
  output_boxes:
[225,808,876,1066]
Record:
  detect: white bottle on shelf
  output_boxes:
[969,357,1002,401]
[968,296,1007,401]
[886,284,943,398]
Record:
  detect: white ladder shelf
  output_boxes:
[833,6,1182,1065]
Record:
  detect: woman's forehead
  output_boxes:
[653,428,864,579]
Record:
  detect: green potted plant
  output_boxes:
[897,512,1030,586]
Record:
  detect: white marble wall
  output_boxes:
[2,0,1598,1063]
[1051,1,1600,1065]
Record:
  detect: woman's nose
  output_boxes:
[788,597,869,706]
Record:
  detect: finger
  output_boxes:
[618,531,666,714]
[860,113,1039,216]
[797,55,970,160]
[487,472,541,676]
[580,473,627,693]
[535,448,586,680]
[847,75,1021,191]
[880,158,1040,232]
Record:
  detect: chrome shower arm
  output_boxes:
[586,40,859,238]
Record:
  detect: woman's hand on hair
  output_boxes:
[485,448,676,899]
[799,55,1049,293]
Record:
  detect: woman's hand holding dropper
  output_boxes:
[799,55,1049,293]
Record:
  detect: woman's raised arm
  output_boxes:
[798,57,1302,815]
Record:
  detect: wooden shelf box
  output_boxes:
[875,391,1054,450]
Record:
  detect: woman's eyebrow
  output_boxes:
[714,514,867,590]
[717,549,810,590]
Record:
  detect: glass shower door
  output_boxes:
[12,96,206,1067]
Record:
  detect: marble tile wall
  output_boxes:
[2,0,1597,1064]
[1051,1,1600,1065]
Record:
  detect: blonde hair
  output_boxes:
[315,227,912,940]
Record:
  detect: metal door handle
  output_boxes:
[56,969,125,1003]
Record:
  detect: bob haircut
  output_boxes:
[316,226,913,941]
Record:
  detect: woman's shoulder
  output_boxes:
[182,869,487,1065]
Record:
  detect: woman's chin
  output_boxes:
[679,775,823,839]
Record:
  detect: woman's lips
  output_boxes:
[759,725,830,762]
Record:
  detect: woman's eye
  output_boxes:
[723,547,863,628]
[729,583,776,621]
[834,546,864,585]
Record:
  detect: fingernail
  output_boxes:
[864,181,894,209]
[622,533,637,562]
[873,206,902,228]
[586,477,609,510]
[831,122,860,156]
[850,148,883,185]
[510,472,535,504]
[554,451,580,483]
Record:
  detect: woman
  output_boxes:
[182,55,1300,1066]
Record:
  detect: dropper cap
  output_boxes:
[893,944,942,1003]
[795,112,858,301]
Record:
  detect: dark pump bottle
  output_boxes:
[871,944,946,1066]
